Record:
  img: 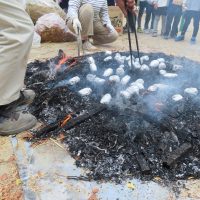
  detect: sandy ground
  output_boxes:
[29,28,200,62]
[0,21,200,200]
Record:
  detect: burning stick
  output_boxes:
[34,105,106,138]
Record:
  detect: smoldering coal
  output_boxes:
[25,51,200,183]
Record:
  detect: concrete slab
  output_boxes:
[10,136,175,200]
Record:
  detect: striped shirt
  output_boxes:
[67,0,111,25]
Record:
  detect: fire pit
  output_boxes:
[25,50,200,183]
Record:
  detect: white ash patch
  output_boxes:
[103,68,113,77]
[105,50,112,55]
[121,75,131,86]
[141,55,149,62]
[159,62,166,69]
[79,88,92,96]
[140,64,150,71]
[172,94,183,102]
[173,64,183,71]
[104,56,112,62]
[109,75,120,83]
[150,60,160,68]
[86,74,96,82]
[116,67,125,76]
[100,93,112,104]
[133,62,141,69]
[148,84,169,92]
[88,56,97,72]
[159,70,167,75]
[68,76,80,85]
[94,77,105,85]
[157,58,165,63]
[114,53,125,64]
[184,88,198,95]
[163,73,178,78]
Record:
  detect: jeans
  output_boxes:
[164,5,182,37]
[144,3,155,30]
[181,10,200,38]
[138,1,148,28]
[107,0,115,6]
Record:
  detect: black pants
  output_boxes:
[144,3,155,30]
[181,10,200,38]
[164,5,182,37]
[107,0,115,6]
[138,1,148,28]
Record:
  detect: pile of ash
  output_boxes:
[25,50,200,183]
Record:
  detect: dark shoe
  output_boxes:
[2,89,35,111]
[163,35,169,40]
[190,37,196,44]
[175,35,184,41]
[0,111,36,136]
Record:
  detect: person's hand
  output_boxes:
[153,3,158,9]
[106,24,116,33]
[72,18,82,34]
[126,0,135,10]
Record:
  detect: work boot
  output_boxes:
[4,89,36,111]
[83,40,97,51]
[0,111,37,136]
[19,89,36,105]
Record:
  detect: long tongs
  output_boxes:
[126,3,141,67]
[77,27,84,57]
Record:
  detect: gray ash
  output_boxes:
[25,50,200,183]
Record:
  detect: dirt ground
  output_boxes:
[0,23,200,200]
[29,29,200,62]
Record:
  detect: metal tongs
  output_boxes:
[77,27,85,57]
[126,2,141,68]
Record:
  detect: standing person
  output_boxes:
[163,0,183,39]
[143,0,155,33]
[116,0,136,16]
[175,0,200,44]
[0,0,36,136]
[67,0,118,50]
[116,0,136,33]
[137,0,148,33]
[152,0,169,37]
[107,0,115,6]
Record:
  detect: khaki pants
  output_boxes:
[67,4,118,44]
[0,0,34,106]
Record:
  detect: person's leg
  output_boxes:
[176,11,192,41]
[107,0,115,6]
[164,13,174,37]
[161,15,167,36]
[67,3,94,37]
[0,0,34,106]
[150,7,155,30]
[152,15,160,37]
[93,20,118,44]
[144,3,151,30]
[170,10,182,37]
[181,11,192,36]
[192,11,200,38]
[138,1,146,31]
[0,0,36,135]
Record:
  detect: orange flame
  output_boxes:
[60,114,72,127]
[56,52,72,71]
